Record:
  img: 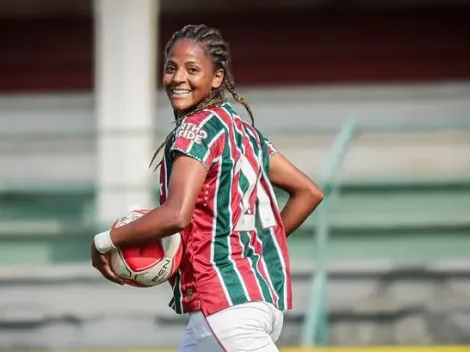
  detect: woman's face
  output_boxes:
[163,38,224,112]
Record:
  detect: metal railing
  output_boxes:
[300,119,357,347]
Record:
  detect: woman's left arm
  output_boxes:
[91,110,223,284]
[111,153,207,247]
[91,153,207,285]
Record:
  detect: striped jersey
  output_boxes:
[158,102,292,316]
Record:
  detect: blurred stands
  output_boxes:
[1,0,470,348]
[1,84,470,347]
[1,83,470,264]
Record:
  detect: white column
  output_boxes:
[94,0,159,224]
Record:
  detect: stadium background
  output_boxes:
[1,0,470,350]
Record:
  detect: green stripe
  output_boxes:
[212,112,248,305]
[163,142,185,313]
[248,126,286,309]
[170,270,182,313]
[257,223,286,310]
[240,231,273,303]
[185,114,225,162]
[236,123,276,303]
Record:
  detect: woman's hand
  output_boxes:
[90,242,125,285]
[269,152,324,236]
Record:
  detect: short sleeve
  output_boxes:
[170,111,225,170]
[264,138,278,157]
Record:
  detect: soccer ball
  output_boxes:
[108,209,183,287]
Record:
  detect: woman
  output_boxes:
[91,24,323,352]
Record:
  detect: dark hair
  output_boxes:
[149,24,254,169]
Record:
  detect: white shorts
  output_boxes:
[177,301,284,352]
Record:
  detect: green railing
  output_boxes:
[300,119,357,347]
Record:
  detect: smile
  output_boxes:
[172,89,192,96]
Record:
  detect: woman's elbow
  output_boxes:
[170,209,192,232]
[306,183,324,205]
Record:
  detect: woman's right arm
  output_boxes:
[268,152,324,237]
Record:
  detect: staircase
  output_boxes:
[1,176,469,347]
[282,260,470,346]
[282,176,470,345]
[286,176,470,261]
[1,260,470,349]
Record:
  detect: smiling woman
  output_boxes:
[163,38,224,113]
[147,25,256,167]
[91,24,323,352]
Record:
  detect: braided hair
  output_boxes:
[149,24,254,169]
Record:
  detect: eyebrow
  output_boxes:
[166,58,200,65]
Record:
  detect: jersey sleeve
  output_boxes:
[264,138,278,157]
[170,111,225,170]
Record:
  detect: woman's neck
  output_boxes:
[173,93,227,121]
[174,106,196,120]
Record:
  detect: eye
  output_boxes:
[187,66,199,74]
[165,65,176,73]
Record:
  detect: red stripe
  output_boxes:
[189,157,230,313]
[237,123,280,305]
[172,110,213,153]
[237,119,262,213]
[201,130,224,168]
[248,229,279,305]
[260,175,292,308]
[237,119,284,305]
[159,153,168,205]
[229,112,267,303]
[211,106,264,302]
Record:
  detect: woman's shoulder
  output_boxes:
[182,103,234,127]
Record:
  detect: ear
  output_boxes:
[212,69,224,89]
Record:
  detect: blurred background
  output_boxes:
[0,0,470,350]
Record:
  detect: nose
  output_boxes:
[172,67,186,84]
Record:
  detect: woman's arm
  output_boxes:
[268,152,323,236]
[109,153,207,247]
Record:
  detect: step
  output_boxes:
[0,218,468,264]
[2,261,470,347]
[1,176,469,264]
[277,176,470,230]
[287,231,470,261]
[2,128,470,182]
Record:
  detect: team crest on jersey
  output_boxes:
[176,122,208,144]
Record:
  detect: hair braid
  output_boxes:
[223,72,254,126]
[150,24,255,170]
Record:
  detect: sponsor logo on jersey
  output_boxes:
[176,122,208,144]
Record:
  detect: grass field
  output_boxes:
[96,348,470,352]
[6,347,469,352]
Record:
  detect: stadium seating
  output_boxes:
[1,174,469,346]
[1,89,469,346]
[285,175,470,260]
[1,174,469,264]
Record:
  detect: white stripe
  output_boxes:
[243,122,261,145]
[268,225,289,310]
[202,129,225,166]
[162,149,184,312]
[230,110,279,303]
[210,155,233,305]
[179,111,214,154]
[247,126,280,305]
[262,163,289,309]
[241,119,283,305]
[230,114,268,300]
[211,108,251,301]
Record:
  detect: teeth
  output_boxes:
[173,89,191,95]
